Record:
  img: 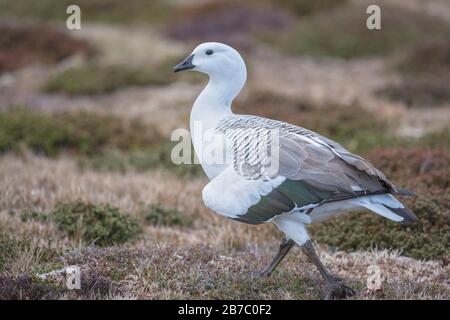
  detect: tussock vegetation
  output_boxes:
[264,4,450,58]
[0,108,161,156]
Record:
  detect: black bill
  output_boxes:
[173,54,195,72]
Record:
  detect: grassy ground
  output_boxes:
[263,1,450,59]
[0,0,449,300]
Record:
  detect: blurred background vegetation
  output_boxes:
[0,0,448,299]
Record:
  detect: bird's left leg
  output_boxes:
[301,240,355,299]
[257,237,295,277]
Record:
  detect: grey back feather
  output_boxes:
[216,114,397,198]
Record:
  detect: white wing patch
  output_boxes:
[202,165,285,219]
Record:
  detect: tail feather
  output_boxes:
[357,194,418,224]
[381,204,418,224]
[394,188,415,197]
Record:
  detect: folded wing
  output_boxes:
[206,115,416,225]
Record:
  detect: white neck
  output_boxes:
[189,70,246,177]
[190,72,246,143]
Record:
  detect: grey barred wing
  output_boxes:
[213,115,397,224]
[216,115,392,194]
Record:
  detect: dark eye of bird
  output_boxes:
[206,49,214,56]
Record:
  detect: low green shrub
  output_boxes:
[50,201,142,246]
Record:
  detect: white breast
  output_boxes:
[202,166,285,218]
[191,130,232,179]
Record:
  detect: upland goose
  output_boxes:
[174,42,417,299]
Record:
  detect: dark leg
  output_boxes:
[258,238,295,277]
[301,240,355,299]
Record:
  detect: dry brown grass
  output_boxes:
[1,241,448,300]
[0,154,278,248]
[0,154,448,299]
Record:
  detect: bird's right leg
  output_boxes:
[301,240,355,299]
[257,237,295,277]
